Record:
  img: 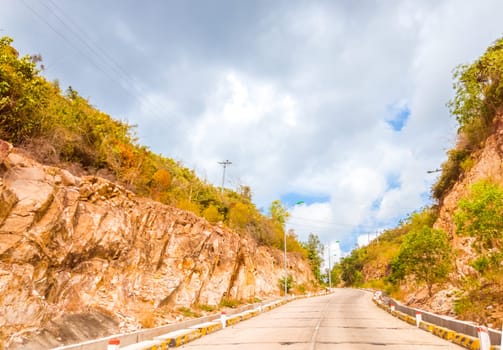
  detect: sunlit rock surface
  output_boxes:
[0,140,314,348]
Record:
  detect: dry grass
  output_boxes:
[138,310,156,328]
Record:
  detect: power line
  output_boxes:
[20,0,168,120]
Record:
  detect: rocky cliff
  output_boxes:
[407,112,503,320]
[0,140,315,348]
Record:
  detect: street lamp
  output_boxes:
[284,228,287,297]
[328,240,340,291]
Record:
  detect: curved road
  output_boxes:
[185,289,463,349]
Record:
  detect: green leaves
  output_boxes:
[302,233,324,283]
[268,199,289,228]
[390,226,453,295]
[433,36,503,200]
[454,180,503,251]
[450,37,503,129]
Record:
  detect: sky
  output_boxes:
[1,0,502,257]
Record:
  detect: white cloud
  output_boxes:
[3,0,502,254]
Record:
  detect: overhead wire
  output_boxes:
[20,0,168,120]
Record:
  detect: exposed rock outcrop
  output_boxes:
[434,113,503,277]
[405,113,503,322]
[0,140,315,348]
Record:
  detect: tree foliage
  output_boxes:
[390,227,453,296]
[433,36,503,200]
[454,180,503,251]
[269,199,289,229]
[302,233,324,283]
[449,37,503,132]
[339,249,366,286]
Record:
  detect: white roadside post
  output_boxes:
[415,311,422,327]
[220,311,227,329]
[477,326,491,350]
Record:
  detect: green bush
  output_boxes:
[278,275,294,294]
[390,227,453,296]
[454,180,503,251]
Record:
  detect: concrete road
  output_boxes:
[185,288,464,350]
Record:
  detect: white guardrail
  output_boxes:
[372,290,502,350]
[52,292,329,350]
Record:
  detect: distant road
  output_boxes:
[185,288,463,349]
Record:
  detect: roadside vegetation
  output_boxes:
[332,36,503,328]
[432,37,503,201]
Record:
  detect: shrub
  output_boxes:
[219,298,240,308]
[390,227,453,296]
[454,180,503,251]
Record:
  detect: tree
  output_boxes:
[302,233,324,283]
[269,199,289,228]
[390,227,453,296]
[454,180,503,251]
[339,249,366,286]
[449,37,503,132]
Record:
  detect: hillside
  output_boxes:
[0,36,322,348]
[0,140,316,348]
[334,37,503,329]
[0,36,306,256]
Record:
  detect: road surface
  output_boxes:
[185,288,463,350]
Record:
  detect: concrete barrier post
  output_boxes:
[107,338,120,350]
[477,326,491,350]
[220,312,227,329]
[415,311,422,327]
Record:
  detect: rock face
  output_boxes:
[434,112,503,276]
[0,140,314,347]
[435,112,503,237]
[406,113,503,316]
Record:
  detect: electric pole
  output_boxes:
[218,160,232,196]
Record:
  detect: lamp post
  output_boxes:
[328,244,332,290]
[284,229,287,297]
[328,240,340,291]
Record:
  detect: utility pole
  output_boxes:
[218,160,232,196]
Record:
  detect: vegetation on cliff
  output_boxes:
[334,36,503,328]
[432,37,503,200]
[0,36,310,257]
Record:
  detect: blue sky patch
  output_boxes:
[386,173,401,191]
[386,104,410,132]
[280,192,331,208]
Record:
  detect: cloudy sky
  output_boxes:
[1,0,502,255]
